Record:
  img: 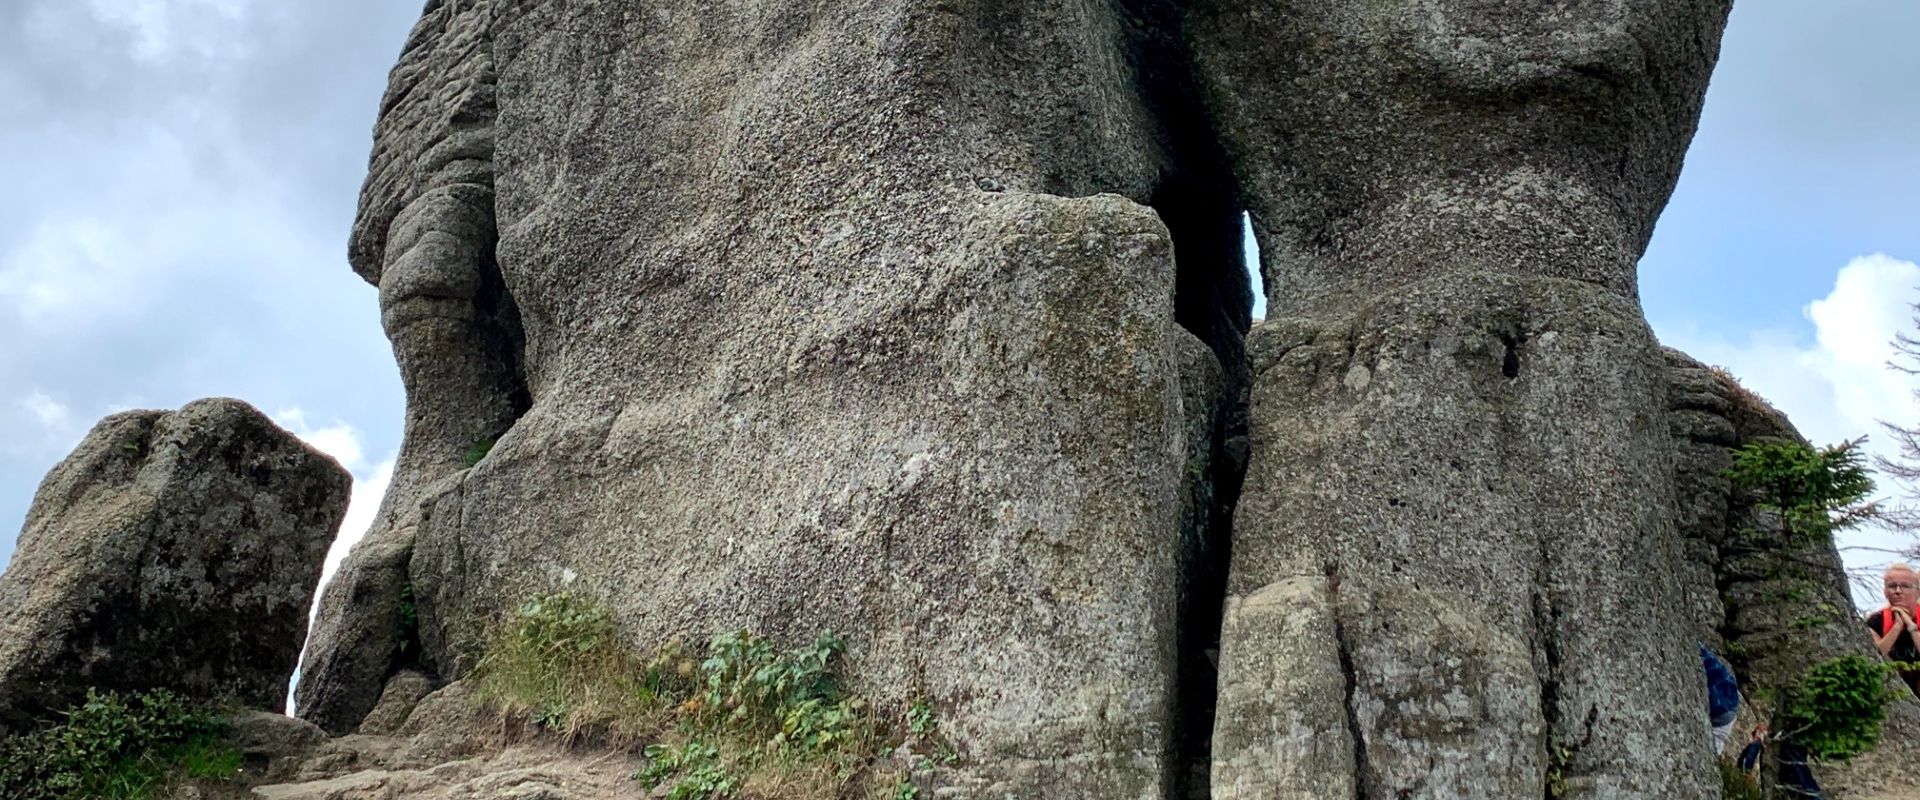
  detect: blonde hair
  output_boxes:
[1887,562,1917,576]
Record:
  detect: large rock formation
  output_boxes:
[304,12,1247,799]
[1196,3,1733,797]
[299,1,1765,797]
[0,398,350,731]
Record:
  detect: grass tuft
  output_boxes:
[1707,365,1778,425]
[473,591,954,799]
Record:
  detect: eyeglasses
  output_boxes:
[1889,582,1919,591]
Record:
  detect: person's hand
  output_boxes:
[1897,607,1918,633]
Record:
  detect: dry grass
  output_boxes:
[470,592,685,747]
[470,592,943,800]
[1707,364,1780,425]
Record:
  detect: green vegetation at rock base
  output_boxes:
[474,591,952,799]
[0,689,239,800]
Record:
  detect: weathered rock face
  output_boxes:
[304,1,1747,797]
[297,0,525,737]
[1192,2,1734,797]
[305,7,1247,796]
[0,398,349,731]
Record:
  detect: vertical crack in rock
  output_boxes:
[1124,2,1251,797]
[1533,590,1565,800]
[1328,566,1372,800]
[298,0,530,734]
[1155,174,1248,799]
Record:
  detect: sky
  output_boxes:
[1,2,1916,612]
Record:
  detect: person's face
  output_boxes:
[1886,568,1919,610]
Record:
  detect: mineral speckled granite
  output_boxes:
[0,398,349,732]
[285,2,1908,798]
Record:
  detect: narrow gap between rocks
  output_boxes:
[1156,173,1251,800]
[1124,3,1254,796]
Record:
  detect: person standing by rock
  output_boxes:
[1865,562,1920,694]
[1701,643,1742,753]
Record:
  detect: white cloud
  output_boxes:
[271,408,368,473]
[1656,252,1920,609]
[1805,253,1920,436]
[19,390,71,431]
[272,406,397,714]
[1242,213,1266,321]
[1660,253,1920,450]
[268,408,401,600]
[0,217,140,325]
[78,0,254,64]
[319,454,392,588]
[2,390,87,459]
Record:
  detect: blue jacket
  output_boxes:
[1701,644,1741,726]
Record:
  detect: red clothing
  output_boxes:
[1865,605,1920,695]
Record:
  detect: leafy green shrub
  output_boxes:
[395,581,420,660]
[638,741,740,800]
[0,689,238,799]
[635,630,880,797]
[1778,655,1902,762]
[699,630,863,752]
[907,698,935,736]
[461,437,496,468]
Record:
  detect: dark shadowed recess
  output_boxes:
[1123,1,1252,796]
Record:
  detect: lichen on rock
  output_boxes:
[0,398,349,732]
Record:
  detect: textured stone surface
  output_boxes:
[228,710,329,764]
[358,669,439,736]
[1195,2,1735,797]
[300,1,1766,796]
[0,398,349,730]
[1209,578,1352,800]
[1219,280,1713,797]
[250,746,646,800]
[1187,0,1732,314]
[302,4,1247,795]
[299,0,526,736]
[411,191,1213,797]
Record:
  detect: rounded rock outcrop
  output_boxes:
[0,398,350,731]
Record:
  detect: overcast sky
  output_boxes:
[2,2,1917,610]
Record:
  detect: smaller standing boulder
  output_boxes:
[0,398,350,731]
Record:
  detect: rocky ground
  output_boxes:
[172,681,651,800]
[184,680,1920,800]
